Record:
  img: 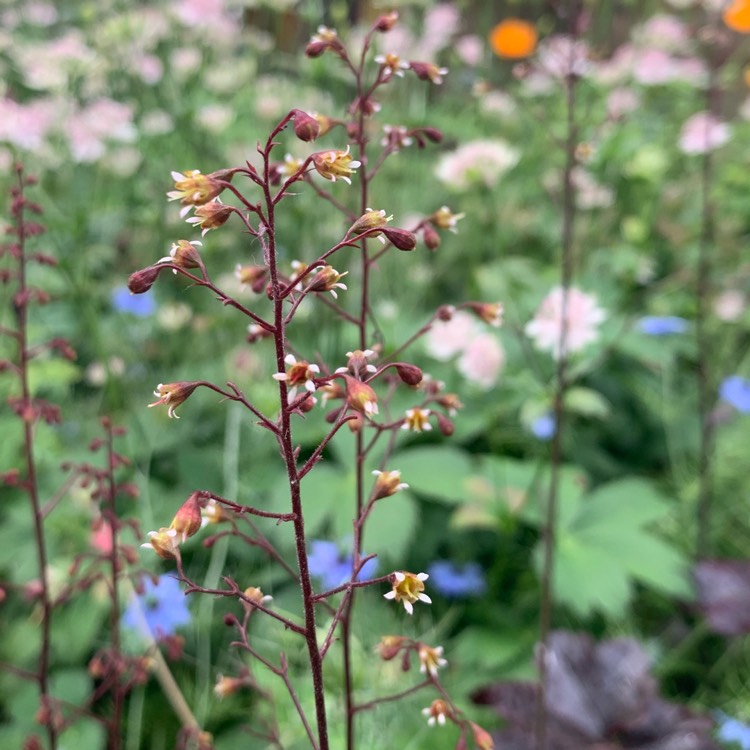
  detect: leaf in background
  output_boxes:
[564,386,610,418]
[694,560,750,635]
[542,478,690,617]
[390,446,474,504]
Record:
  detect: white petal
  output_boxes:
[403,601,414,615]
[418,594,432,604]
[284,354,297,365]
[383,591,396,600]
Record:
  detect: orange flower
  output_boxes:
[724,1,750,32]
[489,19,537,59]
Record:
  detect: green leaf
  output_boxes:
[351,491,418,565]
[390,447,474,504]
[539,478,689,617]
[564,387,610,418]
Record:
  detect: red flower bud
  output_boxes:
[382,227,417,251]
[292,109,321,142]
[374,11,398,32]
[127,265,161,294]
[423,224,441,250]
[394,362,423,386]
[436,412,455,436]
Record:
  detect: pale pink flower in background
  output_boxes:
[134,54,164,85]
[65,99,136,163]
[90,521,114,555]
[571,167,614,210]
[455,35,483,66]
[15,31,94,90]
[678,111,730,154]
[525,287,606,359]
[670,57,708,86]
[595,43,636,85]
[170,47,203,77]
[426,311,478,360]
[537,35,591,79]
[607,87,640,118]
[637,14,689,52]
[435,139,520,190]
[421,3,460,58]
[478,90,517,119]
[140,110,174,136]
[23,1,58,25]
[665,0,696,7]
[457,333,505,389]
[632,48,676,85]
[197,104,234,133]
[714,290,746,322]
[173,0,237,36]
[0,98,58,151]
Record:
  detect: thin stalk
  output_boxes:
[534,57,579,750]
[263,143,329,750]
[13,167,58,750]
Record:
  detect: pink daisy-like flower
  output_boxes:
[525,286,606,359]
[678,111,730,155]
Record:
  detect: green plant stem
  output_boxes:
[535,43,579,750]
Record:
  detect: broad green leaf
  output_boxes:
[352,491,418,564]
[390,447,474,504]
[540,478,689,617]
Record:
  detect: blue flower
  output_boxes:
[112,286,156,316]
[716,714,750,749]
[121,575,191,640]
[531,413,556,441]
[720,376,750,413]
[637,316,688,336]
[307,540,378,590]
[427,560,486,598]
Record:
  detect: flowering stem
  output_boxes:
[11,165,58,750]
[535,45,579,750]
[262,133,330,750]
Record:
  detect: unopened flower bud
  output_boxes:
[394,362,423,386]
[306,26,343,58]
[437,393,463,414]
[347,412,364,432]
[243,586,273,606]
[436,412,455,436]
[470,722,495,750]
[169,491,203,542]
[382,227,417,251]
[292,109,320,142]
[421,126,443,143]
[437,304,456,321]
[423,224,441,250]
[214,675,244,699]
[127,265,161,294]
[375,11,398,32]
[376,635,406,660]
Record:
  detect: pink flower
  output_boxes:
[457,333,505,389]
[525,286,606,359]
[678,112,730,155]
[0,98,57,151]
[537,35,591,79]
[637,14,689,52]
[454,35,483,66]
[607,88,640,119]
[435,139,519,190]
[426,311,477,360]
[632,48,676,85]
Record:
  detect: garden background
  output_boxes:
[2,0,750,748]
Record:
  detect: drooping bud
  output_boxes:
[186,199,233,235]
[465,301,504,327]
[305,25,344,58]
[421,224,441,251]
[436,393,463,415]
[161,240,203,270]
[394,362,423,386]
[374,11,398,32]
[148,381,199,419]
[470,722,495,750]
[348,208,393,237]
[430,205,465,232]
[243,586,273,607]
[167,168,235,215]
[169,491,203,542]
[235,264,268,293]
[409,61,449,85]
[127,265,161,294]
[382,227,417,251]
[292,109,320,142]
[346,412,364,432]
[372,469,409,500]
[343,349,377,378]
[343,375,379,417]
[436,304,456,321]
[214,675,244,699]
[304,265,348,298]
[376,635,406,660]
[142,527,180,559]
[436,412,455,436]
